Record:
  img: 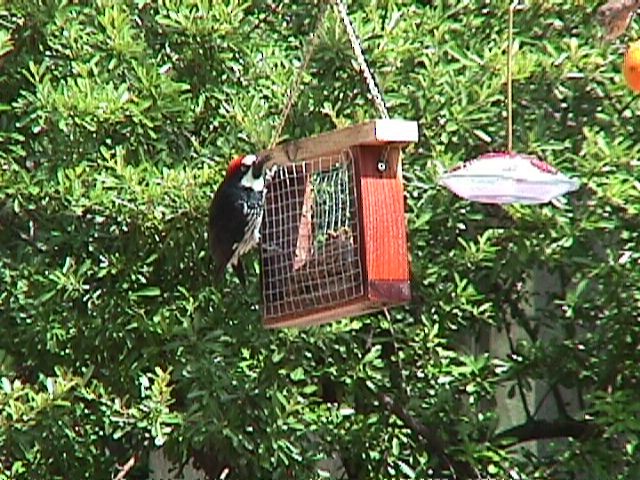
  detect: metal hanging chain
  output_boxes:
[271,3,330,148]
[332,0,389,119]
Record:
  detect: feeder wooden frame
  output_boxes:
[260,119,418,328]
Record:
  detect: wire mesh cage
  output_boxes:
[259,120,418,328]
[261,150,364,323]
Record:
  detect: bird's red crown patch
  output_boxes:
[226,155,245,177]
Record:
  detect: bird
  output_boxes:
[208,153,272,285]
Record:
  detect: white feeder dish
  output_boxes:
[438,152,580,205]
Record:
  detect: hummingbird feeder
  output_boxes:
[438,1,580,205]
[439,152,580,204]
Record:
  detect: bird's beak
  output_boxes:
[252,153,272,178]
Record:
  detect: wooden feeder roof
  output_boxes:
[260,119,419,167]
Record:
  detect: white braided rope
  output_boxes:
[332,0,389,119]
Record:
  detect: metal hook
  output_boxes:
[377,145,393,173]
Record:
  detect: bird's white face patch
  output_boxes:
[240,170,265,191]
[241,154,257,167]
[240,155,265,191]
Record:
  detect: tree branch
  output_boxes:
[504,323,532,419]
[376,392,479,478]
[114,453,138,480]
[551,385,569,418]
[377,392,446,455]
[493,418,600,447]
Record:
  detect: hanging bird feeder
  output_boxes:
[255,0,417,328]
[259,120,417,328]
[439,1,580,205]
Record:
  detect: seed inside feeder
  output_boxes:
[438,152,580,205]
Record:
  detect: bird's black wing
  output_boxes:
[208,185,248,283]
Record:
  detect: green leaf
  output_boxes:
[131,286,161,298]
[397,460,416,479]
[289,367,305,381]
[1,377,11,393]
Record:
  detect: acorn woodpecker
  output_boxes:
[208,153,272,284]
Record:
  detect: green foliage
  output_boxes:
[1,0,639,479]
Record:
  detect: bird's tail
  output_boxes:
[233,261,247,286]
[212,261,226,285]
[213,261,247,287]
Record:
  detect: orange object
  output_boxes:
[623,40,640,92]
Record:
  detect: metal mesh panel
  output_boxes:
[261,149,363,320]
